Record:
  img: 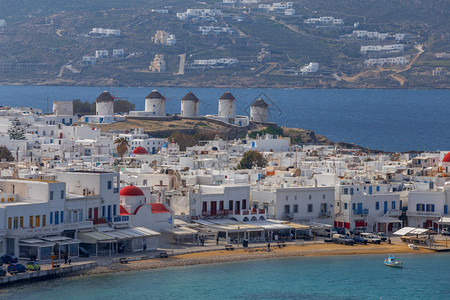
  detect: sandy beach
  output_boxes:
[83,242,433,276]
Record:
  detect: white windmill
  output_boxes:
[250,97,269,123]
[218,91,236,120]
[145,89,166,116]
[96,91,114,116]
[180,91,199,118]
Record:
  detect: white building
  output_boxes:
[218,91,236,119]
[300,62,319,74]
[112,49,124,58]
[82,56,97,65]
[252,186,334,224]
[304,16,343,25]
[83,91,115,124]
[90,28,121,36]
[360,44,404,54]
[95,50,108,59]
[0,20,6,27]
[364,56,408,66]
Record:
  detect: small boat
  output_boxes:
[408,244,419,250]
[384,256,403,268]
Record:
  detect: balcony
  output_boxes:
[353,208,369,215]
[201,210,231,217]
[319,211,332,217]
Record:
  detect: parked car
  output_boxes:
[1,255,18,264]
[377,232,387,242]
[442,228,450,236]
[353,235,368,245]
[332,234,355,245]
[79,246,90,258]
[360,233,381,244]
[334,227,346,235]
[26,261,41,271]
[7,263,26,274]
[0,267,6,276]
[350,227,367,236]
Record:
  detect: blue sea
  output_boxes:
[0,86,448,152]
[1,253,449,299]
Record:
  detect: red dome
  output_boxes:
[132,146,148,155]
[120,185,144,196]
[443,152,450,163]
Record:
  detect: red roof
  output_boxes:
[132,146,148,155]
[150,203,170,213]
[120,205,130,215]
[443,152,450,163]
[120,185,145,196]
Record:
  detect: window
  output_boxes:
[392,201,396,210]
[55,211,59,225]
[42,215,46,227]
[309,195,312,200]
[350,188,354,195]
[8,217,12,229]
[323,194,326,199]
[285,196,289,201]
[293,204,298,213]
[229,200,233,211]
[431,204,435,212]
[219,201,224,211]
[113,205,117,216]
[344,203,348,210]
[50,212,53,224]
[308,204,313,213]
[19,216,23,228]
[29,216,34,227]
[352,203,356,210]
[202,202,207,212]
[242,199,247,210]
[108,181,112,189]
[36,215,40,227]
[13,217,18,229]
[344,188,348,195]
[61,190,64,199]
[50,191,54,200]
[376,202,379,210]
[60,211,64,223]
[102,206,106,217]
[376,186,380,192]
[79,210,83,222]
[294,195,297,201]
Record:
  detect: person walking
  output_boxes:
[216,235,219,245]
[64,254,68,264]
[68,256,71,265]
[267,242,271,252]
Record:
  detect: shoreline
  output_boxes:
[82,243,434,276]
[0,81,448,90]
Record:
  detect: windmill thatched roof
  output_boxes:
[96,91,114,103]
[181,91,199,102]
[219,91,236,101]
[146,89,163,99]
[251,98,268,108]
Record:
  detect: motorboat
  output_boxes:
[408,244,419,250]
[384,255,403,268]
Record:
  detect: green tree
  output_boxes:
[114,100,135,113]
[237,150,267,169]
[114,137,129,160]
[73,99,95,115]
[0,146,14,161]
[7,118,26,140]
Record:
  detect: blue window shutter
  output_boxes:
[61,211,64,223]
[444,205,448,214]
[416,204,420,211]
[50,212,53,224]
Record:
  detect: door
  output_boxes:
[384,201,388,213]
[368,186,372,194]
[357,203,362,213]
[235,201,240,213]
[211,201,217,215]
[108,205,111,221]
[94,207,99,219]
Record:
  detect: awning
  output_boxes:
[393,227,428,236]
[20,238,46,244]
[172,226,199,236]
[78,231,116,243]
[374,216,402,224]
[284,222,311,230]
[438,217,450,224]
[248,221,291,230]
[133,227,160,237]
